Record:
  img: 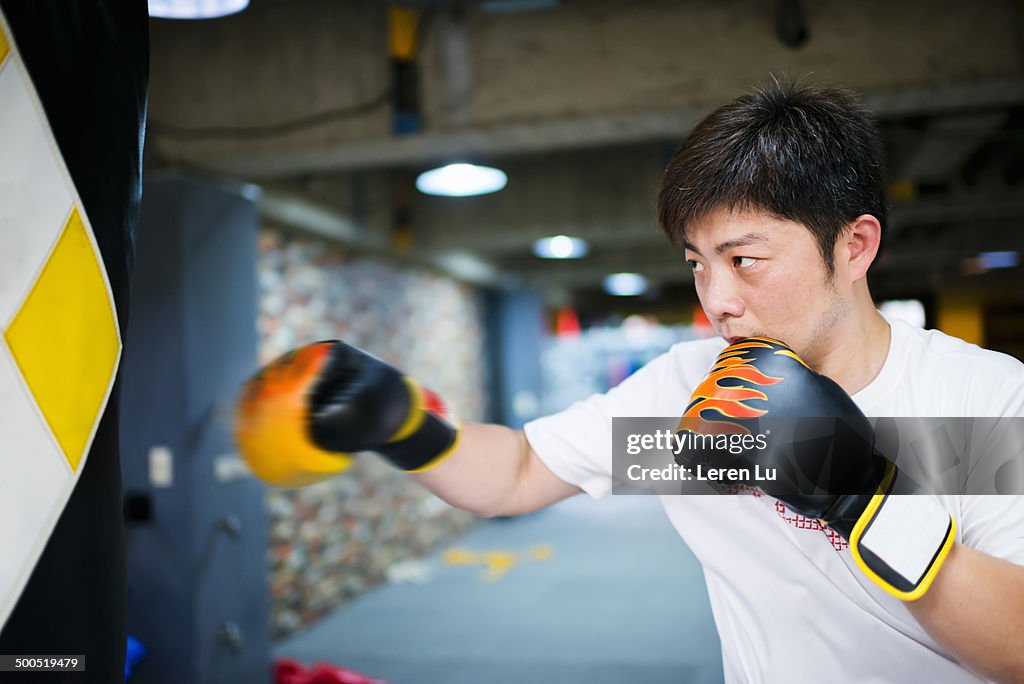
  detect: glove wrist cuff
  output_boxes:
[849,491,956,601]
[376,378,460,471]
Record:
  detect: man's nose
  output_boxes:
[700,271,745,321]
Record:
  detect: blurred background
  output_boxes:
[120,0,1024,681]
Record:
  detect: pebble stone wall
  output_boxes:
[256,227,486,638]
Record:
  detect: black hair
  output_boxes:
[657,77,888,276]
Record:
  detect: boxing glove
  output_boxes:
[235,341,459,487]
[676,337,956,601]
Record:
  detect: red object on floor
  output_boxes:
[309,662,389,684]
[273,658,389,684]
[274,658,309,684]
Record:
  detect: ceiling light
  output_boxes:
[482,0,561,13]
[416,163,508,197]
[432,251,498,284]
[533,235,588,259]
[148,0,249,19]
[604,273,648,297]
[977,251,1020,269]
[962,251,1021,275]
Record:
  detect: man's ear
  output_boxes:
[839,214,882,281]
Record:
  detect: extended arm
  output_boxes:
[234,341,581,517]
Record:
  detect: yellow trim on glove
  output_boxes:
[848,489,956,602]
[388,375,425,443]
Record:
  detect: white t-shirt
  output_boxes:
[524,317,1024,683]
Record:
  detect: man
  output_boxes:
[0,2,148,682]
[237,81,1024,682]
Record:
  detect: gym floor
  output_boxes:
[274,494,723,683]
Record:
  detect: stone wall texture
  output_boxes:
[256,227,486,638]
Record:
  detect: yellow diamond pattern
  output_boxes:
[0,22,8,65]
[4,208,121,471]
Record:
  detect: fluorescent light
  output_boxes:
[962,251,1021,275]
[239,183,261,201]
[482,0,561,13]
[977,251,1020,270]
[533,235,588,259]
[432,251,498,283]
[604,273,648,296]
[416,163,508,197]
[149,0,249,18]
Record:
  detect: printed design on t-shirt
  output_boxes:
[774,500,848,551]
[724,484,848,551]
[722,483,762,496]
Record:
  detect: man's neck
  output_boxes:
[809,304,892,396]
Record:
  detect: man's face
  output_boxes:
[683,206,851,359]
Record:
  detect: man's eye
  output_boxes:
[686,259,704,273]
[734,256,758,268]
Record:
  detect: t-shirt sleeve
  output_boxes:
[959,366,1024,565]
[958,495,1024,567]
[957,357,1024,564]
[958,362,1024,565]
[988,361,1024,417]
[523,343,704,499]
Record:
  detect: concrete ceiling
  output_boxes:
[146,0,1024,309]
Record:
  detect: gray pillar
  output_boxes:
[120,175,268,684]
[485,288,545,428]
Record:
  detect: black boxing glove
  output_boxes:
[235,341,459,487]
[677,337,955,601]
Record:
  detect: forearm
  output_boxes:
[907,542,1024,682]
[411,422,579,518]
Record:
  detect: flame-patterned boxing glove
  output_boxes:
[234,341,459,487]
[677,337,956,601]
